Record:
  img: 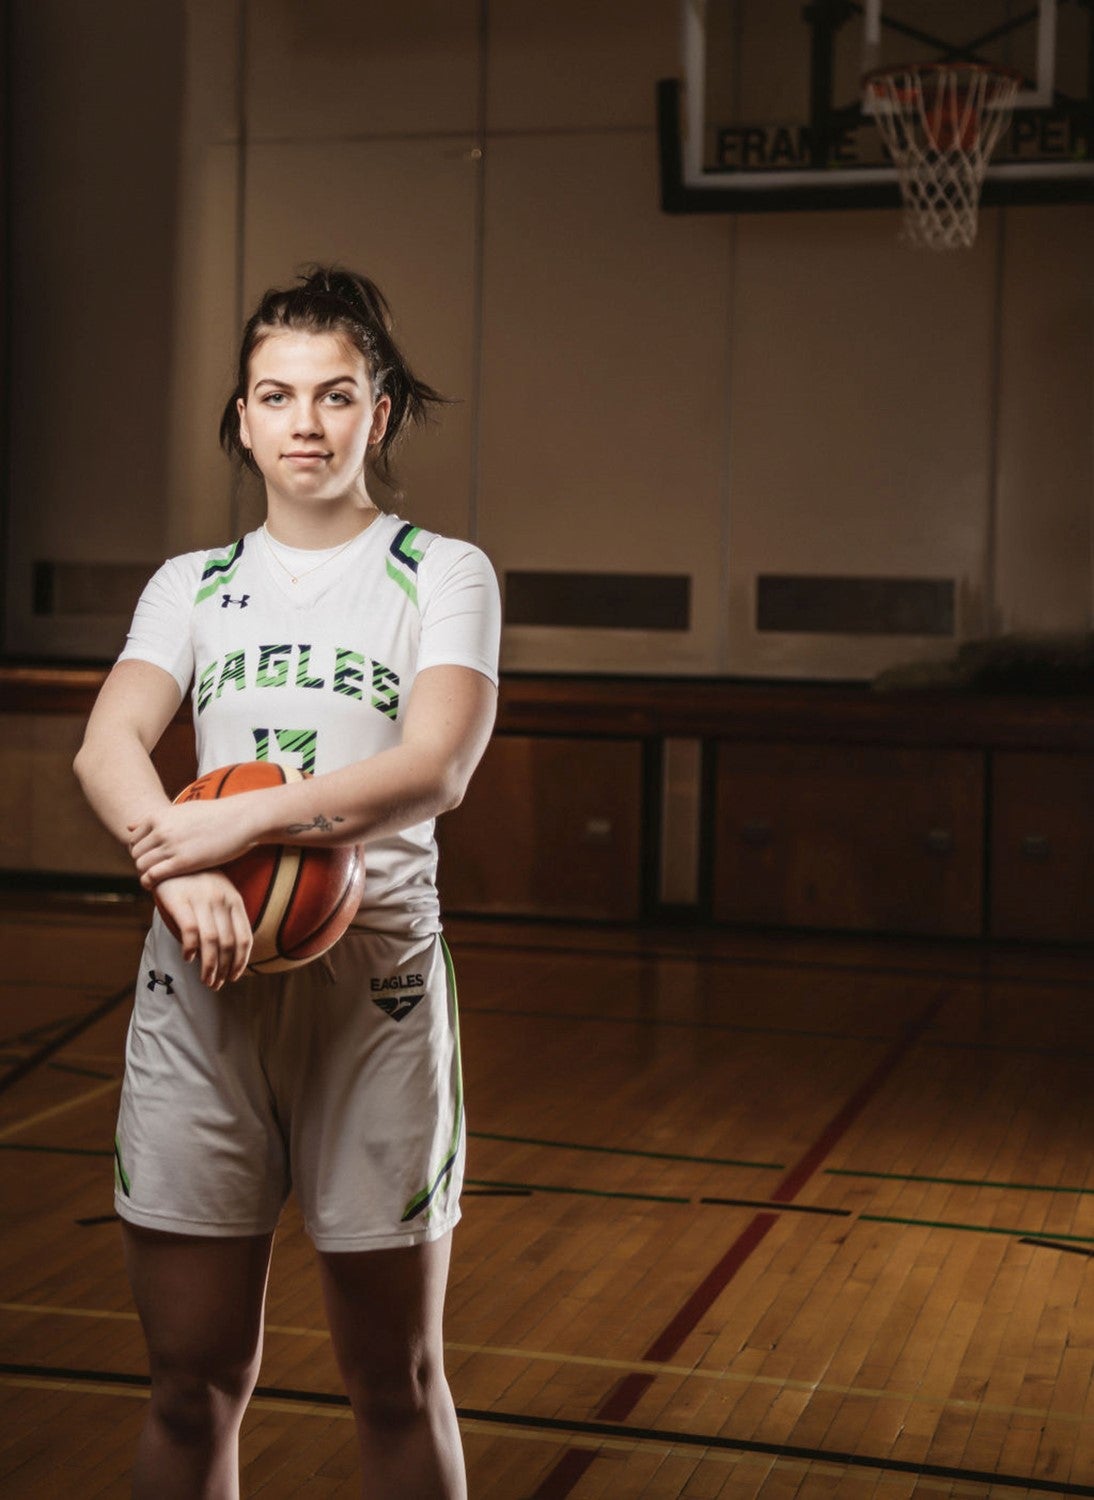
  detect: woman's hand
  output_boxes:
[128,798,260,887]
[154,871,253,990]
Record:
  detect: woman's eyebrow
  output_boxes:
[253,375,360,392]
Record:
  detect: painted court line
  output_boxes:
[830,1165,1094,1196]
[2,1363,1090,1497]
[4,1300,1089,1427]
[531,989,948,1499]
[0,980,130,1099]
[0,1078,120,1141]
[470,1128,783,1171]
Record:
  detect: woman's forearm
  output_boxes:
[74,734,172,847]
[235,742,462,850]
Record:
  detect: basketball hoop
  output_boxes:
[864,62,1024,249]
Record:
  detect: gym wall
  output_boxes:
[4,0,1091,682]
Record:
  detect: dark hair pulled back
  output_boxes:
[219,265,447,490]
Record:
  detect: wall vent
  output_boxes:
[505,571,691,631]
[757,576,955,636]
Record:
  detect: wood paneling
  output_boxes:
[991,751,1094,942]
[438,735,644,921]
[713,742,985,937]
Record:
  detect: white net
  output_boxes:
[865,64,1022,250]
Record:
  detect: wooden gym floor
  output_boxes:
[2,893,1094,1498]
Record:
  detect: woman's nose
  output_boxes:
[292,405,322,437]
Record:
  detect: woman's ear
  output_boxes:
[237,396,251,451]
[369,394,392,449]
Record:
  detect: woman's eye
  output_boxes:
[262,392,287,405]
[326,391,351,405]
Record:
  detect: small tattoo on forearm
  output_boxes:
[286,814,346,835]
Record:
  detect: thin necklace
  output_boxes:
[261,524,361,586]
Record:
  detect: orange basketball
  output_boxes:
[155,761,365,975]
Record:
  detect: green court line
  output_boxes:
[828,1168,1094,1197]
[469,1131,783,1172]
[859,1213,1094,1245]
[465,1177,689,1205]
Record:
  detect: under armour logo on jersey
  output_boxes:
[372,993,424,1023]
[147,970,175,993]
[221,593,250,609]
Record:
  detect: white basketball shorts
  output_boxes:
[113,914,464,1251]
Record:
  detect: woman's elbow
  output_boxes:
[72,741,92,790]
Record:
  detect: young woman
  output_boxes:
[75,267,500,1499]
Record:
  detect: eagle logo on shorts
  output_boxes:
[371,993,424,1023]
[370,973,425,1022]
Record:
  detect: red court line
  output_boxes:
[529,991,946,1499]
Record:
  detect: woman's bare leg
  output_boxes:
[317,1231,465,1499]
[123,1224,274,1500]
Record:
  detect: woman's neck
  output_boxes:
[263,497,381,550]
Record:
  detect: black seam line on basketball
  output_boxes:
[247,843,284,940]
[468,1131,784,1172]
[5,1363,1090,1500]
[0,982,131,1099]
[700,1197,852,1218]
[465,1177,690,1205]
[211,765,234,797]
[1021,1237,1094,1258]
[859,1215,1094,1245]
[0,1143,113,1157]
[829,1167,1094,1197]
[276,845,310,958]
[289,847,359,955]
[452,935,1094,994]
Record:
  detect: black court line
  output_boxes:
[462,1004,1094,1061]
[1,1362,1090,1495]
[75,1214,120,1227]
[0,1144,113,1158]
[700,1197,852,1218]
[49,1061,116,1081]
[0,982,131,1098]
[451,932,1094,994]
[1021,1237,1094,1259]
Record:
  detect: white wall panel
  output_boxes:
[725,208,1000,679]
[243,140,479,541]
[995,205,1094,634]
[479,132,731,675]
[486,0,677,132]
[245,0,479,141]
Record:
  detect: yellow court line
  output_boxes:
[2,1299,1087,1430]
[0,1079,120,1141]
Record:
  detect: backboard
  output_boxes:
[659,0,1094,211]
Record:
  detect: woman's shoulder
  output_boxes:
[137,533,255,608]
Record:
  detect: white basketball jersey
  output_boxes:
[118,514,501,936]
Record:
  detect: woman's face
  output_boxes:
[237,329,391,506]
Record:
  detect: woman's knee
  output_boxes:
[149,1353,260,1447]
[347,1351,444,1430]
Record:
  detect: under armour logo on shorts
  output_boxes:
[220,593,250,608]
[147,970,175,993]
